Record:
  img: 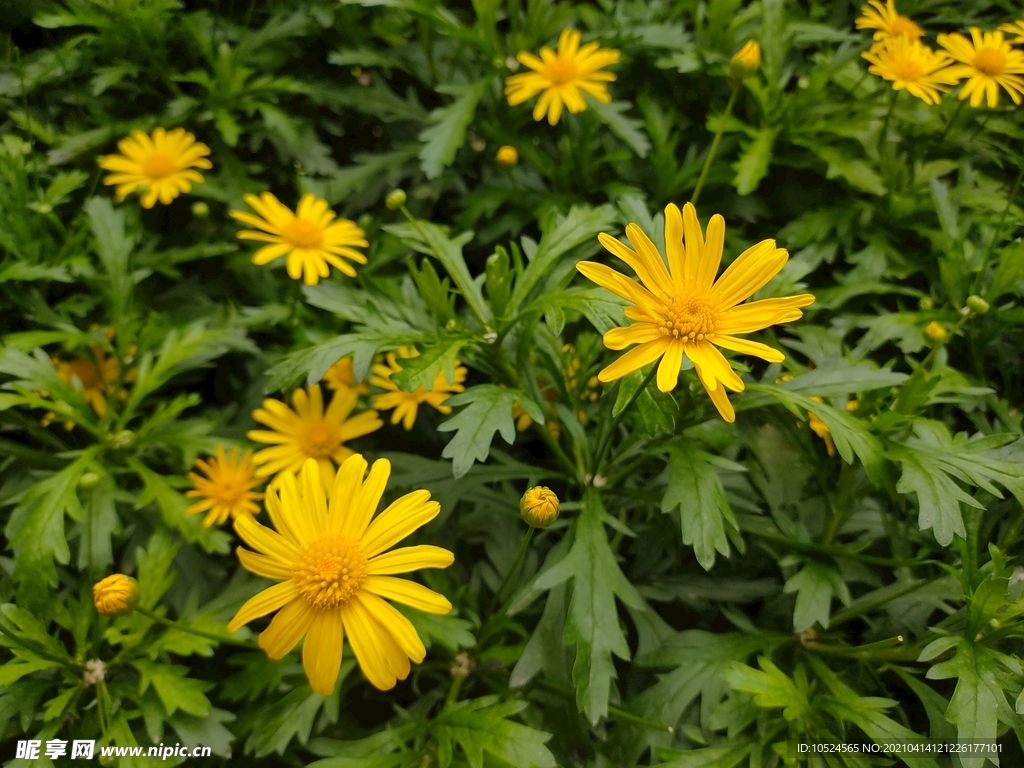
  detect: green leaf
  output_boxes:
[533,488,646,723]
[926,641,1004,768]
[168,708,236,758]
[132,660,212,717]
[5,449,97,593]
[783,560,849,631]
[245,681,343,757]
[661,442,740,570]
[438,385,543,478]
[732,127,777,196]
[511,204,619,311]
[775,360,908,397]
[398,606,476,653]
[130,460,230,553]
[724,657,810,721]
[418,78,489,179]
[808,144,886,196]
[301,146,420,206]
[583,95,651,158]
[989,240,1024,299]
[383,221,492,327]
[745,384,884,481]
[267,332,396,392]
[85,196,136,324]
[0,657,59,685]
[431,696,556,768]
[888,420,1024,546]
[390,336,471,392]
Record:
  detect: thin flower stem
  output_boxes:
[973,162,1024,297]
[691,84,740,206]
[877,87,899,156]
[935,100,965,146]
[591,365,658,477]
[135,607,260,650]
[489,527,535,614]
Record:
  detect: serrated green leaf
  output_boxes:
[532,488,646,723]
[583,95,651,157]
[661,443,739,570]
[431,696,556,768]
[724,657,810,721]
[390,336,470,391]
[417,78,489,179]
[783,560,849,631]
[732,127,777,196]
[438,385,543,478]
[132,660,212,717]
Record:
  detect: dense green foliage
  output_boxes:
[2,0,1024,766]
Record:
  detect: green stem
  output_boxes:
[691,84,740,206]
[935,100,965,146]
[877,88,899,156]
[973,162,1024,297]
[916,310,971,371]
[591,366,658,477]
[135,607,259,650]
[489,527,535,614]
[536,680,674,732]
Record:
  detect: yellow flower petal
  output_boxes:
[302,608,344,695]
[227,581,299,633]
[364,576,453,614]
[367,545,455,575]
[258,598,316,659]
[361,492,440,558]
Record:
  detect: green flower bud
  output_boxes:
[918,296,934,310]
[385,189,407,211]
[520,486,559,528]
[78,471,102,490]
[966,295,990,314]
[191,201,210,218]
[108,429,135,449]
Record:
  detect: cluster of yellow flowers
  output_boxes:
[857,0,1024,107]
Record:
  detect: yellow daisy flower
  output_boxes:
[504,28,620,126]
[938,28,1024,108]
[52,345,136,418]
[228,456,454,694]
[322,357,370,396]
[861,37,961,105]
[247,384,383,492]
[371,348,467,431]
[99,128,212,208]
[999,21,1024,40]
[854,0,924,41]
[185,446,264,527]
[576,203,815,423]
[230,192,369,286]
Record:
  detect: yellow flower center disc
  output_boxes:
[299,421,342,459]
[660,294,720,342]
[283,218,325,249]
[141,153,178,179]
[973,47,1006,76]
[294,536,368,608]
[544,56,581,86]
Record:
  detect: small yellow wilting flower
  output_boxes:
[807,397,837,457]
[855,0,924,41]
[231,192,369,286]
[862,37,961,105]
[938,28,1024,108]
[371,348,467,430]
[504,28,620,126]
[924,320,948,341]
[496,145,518,166]
[576,203,814,423]
[99,128,212,208]
[247,384,383,492]
[93,574,139,617]
[186,446,264,527]
[520,486,560,528]
[730,41,762,80]
[228,456,454,694]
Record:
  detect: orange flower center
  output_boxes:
[282,218,324,249]
[889,16,922,39]
[299,421,342,460]
[659,294,719,342]
[209,472,247,505]
[890,56,926,82]
[294,536,367,608]
[544,56,580,85]
[973,47,1006,77]
[141,153,178,179]
[59,358,103,390]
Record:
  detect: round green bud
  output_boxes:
[108,429,135,449]
[520,486,559,528]
[385,189,407,211]
[78,471,102,490]
[918,296,934,310]
[191,201,210,218]
[966,295,990,314]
